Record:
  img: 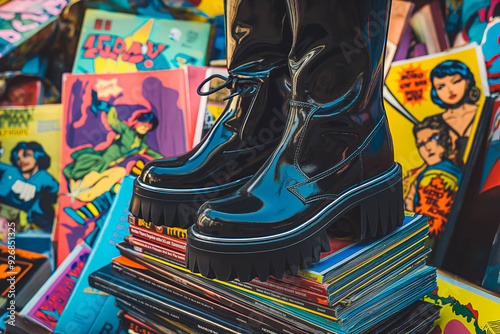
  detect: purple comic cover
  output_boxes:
[55,69,188,265]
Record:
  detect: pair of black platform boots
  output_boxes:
[130,0,404,282]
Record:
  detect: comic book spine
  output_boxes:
[124,237,185,264]
[116,243,335,334]
[233,281,336,317]
[277,276,329,295]
[128,225,186,253]
[88,270,256,334]
[127,214,187,240]
[252,279,329,304]
[116,298,198,334]
[321,225,429,284]
[110,259,295,334]
[326,242,429,300]
[120,313,165,334]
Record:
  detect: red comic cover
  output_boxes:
[55,69,188,266]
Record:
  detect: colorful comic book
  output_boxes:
[0,0,70,67]
[20,242,91,331]
[72,9,211,74]
[0,105,61,256]
[481,19,500,92]
[423,270,500,333]
[56,69,188,265]
[384,44,491,258]
[55,175,134,334]
[480,96,500,193]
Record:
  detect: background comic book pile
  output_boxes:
[0,0,499,333]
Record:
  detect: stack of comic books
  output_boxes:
[87,213,439,334]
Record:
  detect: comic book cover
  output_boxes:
[0,0,70,68]
[423,270,500,334]
[480,97,500,193]
[384,44,491,254]
[0,105,61,255]
[20,242,91,331]
[72,9,211,74]
[481,19,500,93]
[0,245,50,310]
[56,69,188,266]
[54,175,132,334]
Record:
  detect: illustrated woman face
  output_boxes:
[416,128,445,166]
[433,74,469,106]
[16,149,38,174]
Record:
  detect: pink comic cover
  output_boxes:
[55,69,188,265]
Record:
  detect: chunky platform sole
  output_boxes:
[186,163,404,282]
[129,176,251,229]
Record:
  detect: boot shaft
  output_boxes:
[286,0,390,112]
[225,0,292,73]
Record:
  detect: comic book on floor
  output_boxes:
[20,242,91,331]
[384,43,492,260]
[0,0,70,68]
[56,69,188,265]
[0,105,61,256]
[423,270,500,333]
[72,9,211,74]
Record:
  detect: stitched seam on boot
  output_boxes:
[290,100,320,179]
[288,114,387,201]
[239,81,263,140]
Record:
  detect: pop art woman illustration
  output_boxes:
[0,141,58,232]
[424,60,481,162]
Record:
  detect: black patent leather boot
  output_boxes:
[187,0,404,282]
[129,0,292,229]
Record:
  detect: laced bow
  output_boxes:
[197,74,258,101]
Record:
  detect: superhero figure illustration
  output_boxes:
[0,141,58,232]
[63,91,162,203]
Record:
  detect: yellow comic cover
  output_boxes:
[423,270,500,334]
[0,105,61,252]
[384,44,490,249]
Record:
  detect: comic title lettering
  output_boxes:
[82,34,168,65]
[0,109,33,128]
